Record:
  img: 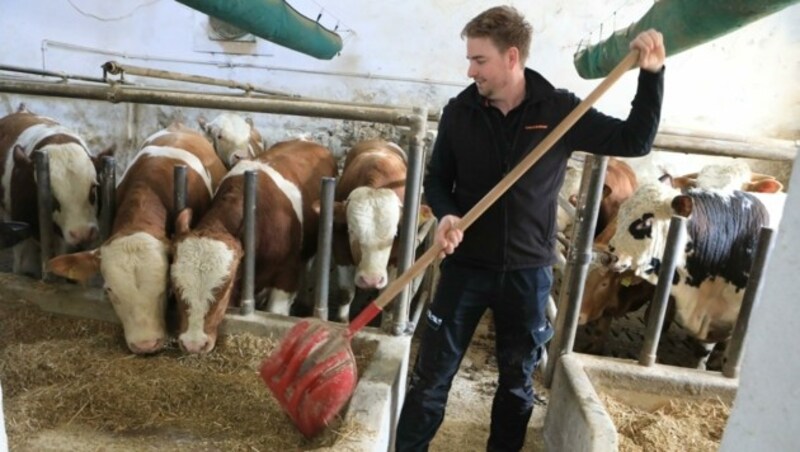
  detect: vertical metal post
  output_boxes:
[173,165,187,217]
[33,150,53,281]
[723,227,776,378]
[391,106,428,336]
[99,156,116,241]
[544,155,608,387]
[639,215,688,366]
[313,177,336,320]
[240,170,257,315]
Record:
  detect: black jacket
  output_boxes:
[424,67,664,270]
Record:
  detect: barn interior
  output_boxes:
[1,1,799,451]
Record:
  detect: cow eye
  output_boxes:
[628,213,654,240]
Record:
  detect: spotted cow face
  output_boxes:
[607,183,685,280]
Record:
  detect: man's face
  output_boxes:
[466,36,513,100]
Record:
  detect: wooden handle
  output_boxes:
[364,50,640,317]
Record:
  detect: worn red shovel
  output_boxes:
[260,50,640,438]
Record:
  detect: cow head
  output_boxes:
[170,209,243,354]
[579,267,648,325]
[607,183,684,279]
[14,141,113,249]
[48,231,171,354]
[198,113,257,168]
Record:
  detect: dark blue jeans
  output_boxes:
[395,260,554,452]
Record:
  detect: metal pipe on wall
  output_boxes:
[0,78,419,126]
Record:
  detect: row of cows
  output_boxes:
[559,156,786,369]
[0,104,425,355]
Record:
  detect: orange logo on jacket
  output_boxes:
[525,124,548,130]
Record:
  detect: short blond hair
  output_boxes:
[461,6,532,64]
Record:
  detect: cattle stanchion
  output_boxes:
[99,156,116,242]
[33,151,54,281]
[391,106,428,336]
[313,177,336,320]
[723,227,776,378]
[240,170,258,315]
[544,155,608,387]
[173,165,188,216]
[639,215,688,366]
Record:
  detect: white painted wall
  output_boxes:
[1,0,798,157]
[0,1,799,447]
[721,148,800,452]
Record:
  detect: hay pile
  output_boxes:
[602,392,731,452]
[0,298,375,451]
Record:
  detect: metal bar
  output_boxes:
[653,133,797,161]
[0,63,127,85]
[544,155,608,387]
[33,151,53,281]
[173,165,188,219]
[240,171,257,316]
[0,79,417,126]
[391,107,428,336]
[101,61,292,98]
[723,227,776,378]
[313,177,336,320]
[639,215,688,367]
[99,156,116,241]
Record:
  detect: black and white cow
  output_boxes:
[605,181,785,362]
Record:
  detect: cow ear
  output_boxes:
[48,250,101,285]
[332,201,348,225]
[671,195,694,217]
[175,208,193,235]
[748,179,783,193]
[602,184,612,199]
[13,145,31,166]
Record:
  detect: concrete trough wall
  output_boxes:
[0,272,410,451]
[544,353,738,452]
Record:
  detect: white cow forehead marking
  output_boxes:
[347,187,401,244]
[120,146,214,196]
[101,232,170,306]
[223,160,303,225]
[172,237,236,328]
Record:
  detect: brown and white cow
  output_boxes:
[170,139,337,353]
[559,157,638,238]
[48,122,227,354]
[604,181,785,359]
[0,105,112,277]
[323,139,431,322]
[198,113,265,168]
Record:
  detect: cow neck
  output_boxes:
[112,184,170,241]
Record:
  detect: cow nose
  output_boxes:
[128,338,164,354]
[356,274,387,289]
[181,337,211,354]
[69,225,98,245]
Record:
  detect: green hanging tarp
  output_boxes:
[574,0,800,79]
[176,0,343,60]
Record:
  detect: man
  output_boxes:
[395,6,665,452]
